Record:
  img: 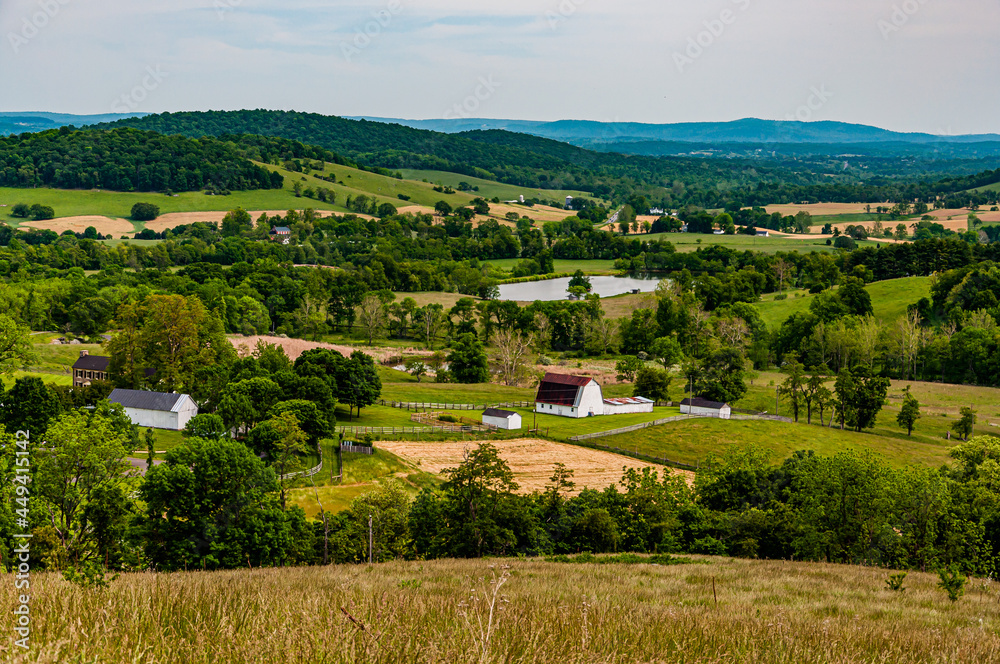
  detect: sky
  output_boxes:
[1,0,998,134]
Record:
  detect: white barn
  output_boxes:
[482,408,522,430]
[680,397,731,420]
[534,373,605,418]
[109,389,199,431]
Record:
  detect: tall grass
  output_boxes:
[7,557,999,663]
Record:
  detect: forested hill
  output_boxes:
[95,109,819,197]
[0,127,293,192]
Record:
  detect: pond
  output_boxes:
[497,275,664,302]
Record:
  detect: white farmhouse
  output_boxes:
[109,388,199,431]
[482,408,522,430]
[680,397,731,420]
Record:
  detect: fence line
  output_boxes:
[341,443,374,455]
[569,412,794,442]
[281,459,323,480]
[381,400,535,412]
[590,444,698,472]
[335,424,500,436]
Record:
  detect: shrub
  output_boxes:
[833,235,856,250]
[937,566,966,602]
[11,203,30,218]
[29,204,55,220]
[885,572,907,592]
[131,202,161,221]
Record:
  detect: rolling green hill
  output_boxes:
[754,276,931,328]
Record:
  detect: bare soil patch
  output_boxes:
[763,203,892,216]
[378,438,692,493]
[144,210,342,232]
[22,215,135,235]
[228,335,431,362]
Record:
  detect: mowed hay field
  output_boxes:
[9,557,1000,664]
[377,438,687,493]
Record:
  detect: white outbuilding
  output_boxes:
[109,388,199,431]
[680,397,731,420]
[603,396,655,415]
[482,408,522,430]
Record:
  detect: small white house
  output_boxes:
[109,388,199,431]
[534,373,605,418]
[756,229,770,237]
[680,397,731,420]
[565,196,574,208]
[482,408,522,430]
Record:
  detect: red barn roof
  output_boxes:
[535,373,595,406]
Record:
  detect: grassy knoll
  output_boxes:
[754,276,931,329]
[0,186,334,228]
[288,447,439,517]
[739,371,1000,449]
[485,258,618,274]
[380,372,536,403]
[597,416,953,468]
[640,232,838,254]
[398,168,594,202]
[13,557,999,663]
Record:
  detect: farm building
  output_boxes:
[756,229,770,237]
[109,389,199,431]
[680,397,731,419]
[482,408,522,430]
[72,350,110,388]
[603,396,655,415]
[270,226,291,244]
[535,373,653,418]
[535,373,604,418]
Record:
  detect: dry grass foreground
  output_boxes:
[7,557,1000,663]
[378,439,692,493]
[228,334,431,363]
[19,215,135,235]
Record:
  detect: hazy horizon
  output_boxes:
[2,0,998,134]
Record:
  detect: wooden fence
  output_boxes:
[382,400,535,412]
[335,424,501,436]
[590,443,698,472]
[569,411,793,442]
[281,459,323,480]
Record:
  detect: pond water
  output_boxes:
[497,275,664,302]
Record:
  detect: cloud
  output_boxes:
[0,0,998,133]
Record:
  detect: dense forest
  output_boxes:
[0,127,288,192]
[95,110,1000,208]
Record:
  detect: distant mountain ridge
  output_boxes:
[0,111,145,135]
[347,116,1000,145]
